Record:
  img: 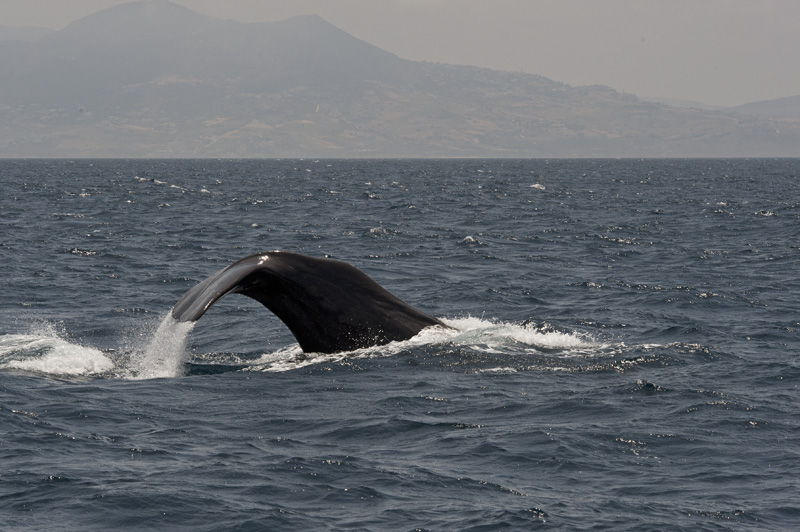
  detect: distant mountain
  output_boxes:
[638,95,725,112]
[729,95,800,121]
[0,0,797,157]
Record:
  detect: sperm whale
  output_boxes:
[171,252,448,354]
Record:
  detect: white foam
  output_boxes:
[1,313,195,380]
[440,316,594,351]
[0,314,601,378]
[245,317,597,373]
[0,333,113,377]
[246,325,453,372]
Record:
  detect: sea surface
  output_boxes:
[1,158,798,531]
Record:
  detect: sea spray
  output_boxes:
[124,313,195,379]
[0,333,114,376]
[440,317,595,352]
[246,318,600,373]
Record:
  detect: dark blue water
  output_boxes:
[1,159,798,530]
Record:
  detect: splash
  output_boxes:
[122,314,195,379]
[0,324,113,377]
[439,316,595,352]
[0,314,611,378]
[0,313,195,380]
[245,317,599,373]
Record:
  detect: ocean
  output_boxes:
[1,158,798,531]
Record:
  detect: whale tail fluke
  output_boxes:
[172,252,447,354]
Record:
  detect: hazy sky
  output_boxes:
[2,0,798,107]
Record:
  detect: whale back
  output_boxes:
[171,252,446,353]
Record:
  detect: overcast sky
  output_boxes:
[2,0,798,107]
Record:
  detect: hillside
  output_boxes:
[0,0,797,157]
[730,95,800,121]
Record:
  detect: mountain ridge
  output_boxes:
[730,95,800,121]
[1,0,797,157]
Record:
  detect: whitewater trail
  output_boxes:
[0,314,613,378]
[245,317,600,373]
